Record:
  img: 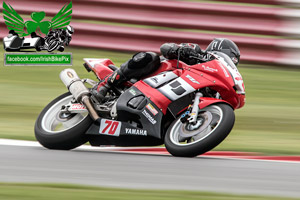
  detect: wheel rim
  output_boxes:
[169,105,223,146]
[41,95,88,134]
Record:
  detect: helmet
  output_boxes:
[206,38,240,65]
[66,25,74,35]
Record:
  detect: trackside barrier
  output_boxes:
[1,0,300,66]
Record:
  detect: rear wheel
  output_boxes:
[165,103,235,157]
[35,92,93,150]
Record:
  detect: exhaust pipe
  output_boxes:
[59,68,100,121]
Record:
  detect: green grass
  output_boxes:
[1,45,300,155]
[0,183,299,200]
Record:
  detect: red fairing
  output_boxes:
[148,60,183,77]
[83,55,245,111]
[198,98,230,109]
[237,94,246,109]
[86,59,114,80]
[134,81,171,114]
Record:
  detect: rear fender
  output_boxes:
[83,58,114,80]
[198,97,233,110]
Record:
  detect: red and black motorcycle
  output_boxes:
[35,51,245,157]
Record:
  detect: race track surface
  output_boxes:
[0,143,300,198]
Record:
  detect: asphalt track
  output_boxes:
[1,140,300,198]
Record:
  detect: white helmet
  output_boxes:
[66,25,74,35]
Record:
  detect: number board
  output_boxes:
[99,119,122,136]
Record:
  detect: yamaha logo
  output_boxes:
[125,128,147,136]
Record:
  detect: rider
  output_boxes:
[44,25,74,51]
[92,38,240,102]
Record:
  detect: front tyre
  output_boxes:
[35,92,93,150]
[165,103,235,157]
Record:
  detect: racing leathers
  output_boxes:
[92,43,202,102]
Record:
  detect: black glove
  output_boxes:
[160,43,180,59]
[179,46,199,58]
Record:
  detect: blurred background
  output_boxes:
[0,0,300,155]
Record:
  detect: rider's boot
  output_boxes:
[91,69,127,102]
[91,52,160,103]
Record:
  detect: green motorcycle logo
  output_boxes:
[2,1,72,37]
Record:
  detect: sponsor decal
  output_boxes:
[110,72,117,82]
[235,76,243,81]
[142,110,157,125]
[185,74,200,84]
[146,103,158,116]
[129,88,137,96]
[201,65,218,73]
[67,71,73,78]
[125,128,147,136]
[99,119,121,136]
[70,103,86,110]
[219,64,230,78]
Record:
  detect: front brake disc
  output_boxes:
[179,111,213,138]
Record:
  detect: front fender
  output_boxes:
[198,97,233,110]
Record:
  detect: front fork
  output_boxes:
[181,92,203,124]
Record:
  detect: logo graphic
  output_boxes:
[3,1,72,36]
[146,103,158,116]
[125,128,147,136]
[201,65,218,73]
[142,110,157,125]
[2,2,74,64]
[185,74,200,84]
[129,88,137,96]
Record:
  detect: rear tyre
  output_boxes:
[165,103,235,157]
[35,92,93,150]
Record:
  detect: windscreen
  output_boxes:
[210,51,245,95]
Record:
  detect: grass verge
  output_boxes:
[0,183,299,200]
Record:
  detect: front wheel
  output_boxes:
[35,92,93,150]
[47,40,59,52]
[165,103,235,157]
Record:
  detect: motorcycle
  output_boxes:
[34,50,245,157]
[3,31,42,52]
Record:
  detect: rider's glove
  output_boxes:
[160,43,180,59]
[179,43,202,58]
[180,46,199,58]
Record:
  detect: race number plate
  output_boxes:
[99,119,122,136]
